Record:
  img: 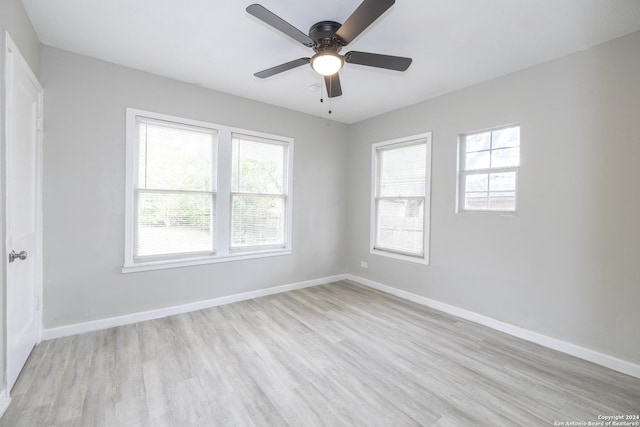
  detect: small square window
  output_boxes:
[458,125,520,212]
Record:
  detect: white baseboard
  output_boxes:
[42,274,347,341]
[346,274,640,379]
[0,389,10,419]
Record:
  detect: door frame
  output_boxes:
[2,31,44,394]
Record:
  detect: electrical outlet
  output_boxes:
[360,261,368,268]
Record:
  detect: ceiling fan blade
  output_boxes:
[254,58,310,78]
[344,51,412,71]
[324,74,343,98]
[246,4,314,47]
[334,0,395,45]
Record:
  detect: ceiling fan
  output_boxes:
[246,0,412,98]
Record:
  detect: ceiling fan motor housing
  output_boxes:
[309,21,343,53]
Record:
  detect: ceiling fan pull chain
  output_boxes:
[328,76,332,114]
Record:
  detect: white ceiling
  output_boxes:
[21,0,640,124]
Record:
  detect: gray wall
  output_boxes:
[1,0,40,395]
[40,47,349,327]
[346,31,640,364]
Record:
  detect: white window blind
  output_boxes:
[459,125,520,212]
[231,134,288,251]
[134,117,217,259]
[373,138,429,259]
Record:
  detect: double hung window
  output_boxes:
[124,109,292,272]
[231,135,287,251]
[134,117,217,259]
[371,133,431,264]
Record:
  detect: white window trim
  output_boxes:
[123,108,293,273]
[370,132,432,265]
[457,124,520,214]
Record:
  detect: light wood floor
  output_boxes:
[2,281,639,426]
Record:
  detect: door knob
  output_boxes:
[9,250,27,263]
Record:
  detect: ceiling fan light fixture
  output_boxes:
[247,1,413,98]
[311,52,343,76]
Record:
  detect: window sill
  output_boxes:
[370,248,429,265]
[122,248,292,273]
[457,209,518,216]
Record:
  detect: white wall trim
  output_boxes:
[346,274,640,379]
[0,389,10,419]
[42,274,347,341]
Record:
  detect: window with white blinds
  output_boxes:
[124,109,293,272]
[135,117,217,259]
[231,135,288,251]
[371,134,431,264]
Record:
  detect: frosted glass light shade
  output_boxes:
[311,53,343,76]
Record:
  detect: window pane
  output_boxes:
[231,195,284,248]
[465,192,488,210]
[376,199,424,255]
[232,137,284,194]
[489,172,516,191]
[137,119,216,191]
[378,142,426,197]
[492,126,520,149]
[465,174,488,192]
[488,192,516,211]
[465,150,490,170]
[465,132,491,152]
[136,192,213,257]
[491,147,520,168]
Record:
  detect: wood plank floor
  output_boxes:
[2,281,639,426]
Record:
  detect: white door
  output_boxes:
[4,33,43,391]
